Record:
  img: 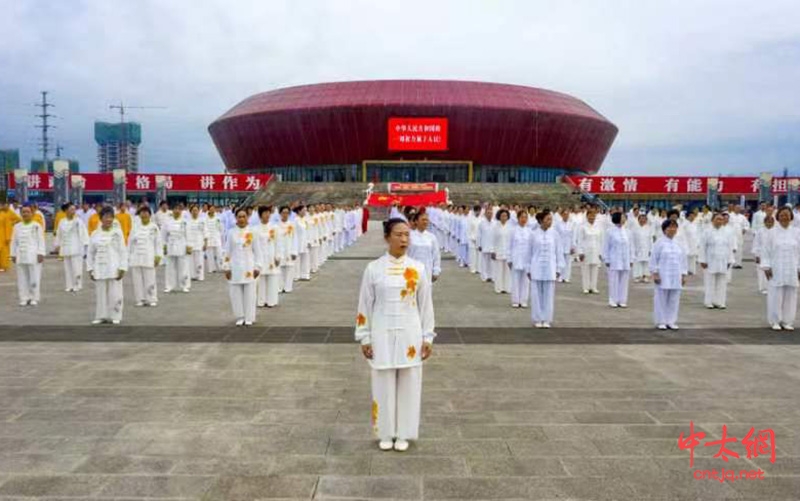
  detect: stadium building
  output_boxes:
[208,80,618,184]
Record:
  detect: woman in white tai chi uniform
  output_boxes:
[698,212,736,309]
[355,218,435,452]
[761,206,800,331]
[508,210,533,308]
[10,204,46,306]
[577,209,604,294]
[631,214,653,283]
[490,209,513,294]
[186,205,208,282]
[87,207,128,324]
[477,208,495,282]
[205,205,224,273]
[128,206,163,307]
[54,202,89,292]
[255,206,281,308]
[650,219,687,330]
[407,210,441,285]
[752,214,774,295]
[162,205,191,293]
[223,209,261,326]
[602,212,633,308]
[527,210,564,328]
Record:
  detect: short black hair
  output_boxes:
[611,212,623,225]
[61,202,73,211]
[258,205,271,217]
[496,209,510,221]
[535,209,551,224]
[662,219,678,233]
[473,204,482,212]
[279,205,290,213]
[99,206,115,219]
[137,206,152,216]
[777,206,794,221]
[383,218,408,237]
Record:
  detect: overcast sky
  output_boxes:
[1,0,799,175]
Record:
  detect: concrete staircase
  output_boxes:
[248,181,581,210]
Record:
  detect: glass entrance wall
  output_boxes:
[251,165,360,182]
[365,162,469,183]
[473,166,572,183]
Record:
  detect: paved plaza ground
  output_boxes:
[0,222,798,499]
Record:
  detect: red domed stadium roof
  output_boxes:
[208,80,617,174]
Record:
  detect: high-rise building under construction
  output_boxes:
[95,122,141,173]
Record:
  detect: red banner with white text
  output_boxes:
[564,176,793,195]
[8,173,273,192]
[367,191,448,207]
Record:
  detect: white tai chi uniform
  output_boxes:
[752,227,770,293]
[698,225,735,308]
[508,223,533,307]
[10,221,45,304]
[650,236,687,327]
[631,222,653,281]
[355,253,435,443]
[128,222,162,306]
[528,226,564,325]
[86,226,128,323]
[491,222,513,293]
[682,220,700,275]
[162,216,191,292]
[296,216,311,282]
[477,217,495,281]
[55,216,89,292]
[186,216,208,281]
[256,223,281,307]
[577,221,604,293]
[730,213,749,267]
[467,213,480,274]
[555,218,575,282]
[205,215,224,273]
[760,224,800,328]
[307,214,321,274]
[408,229,441,285]
[602,225,634,307]
[223,226,261,324]
[278,220,298,292]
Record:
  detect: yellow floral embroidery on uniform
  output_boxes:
[224,256,230,263]
[286,225,294,236]
[269,229,276,241]
[356,313,367,327]
[371,400,378,426]
[400,266,419,300]
[407,345,417,359]
[245,271,252,278]
[244,232,253,247]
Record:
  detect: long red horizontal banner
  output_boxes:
[387,182,439,193]
[8,173,273,192]
[367,191,447,207]
[564,176,794,195]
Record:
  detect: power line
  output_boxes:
[34,91,56,169]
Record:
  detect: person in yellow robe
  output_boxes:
[0,201,21,271]
[88,203,103,235]
[31,203,46,228]
[115,203,132,244]
[52,207,66,256]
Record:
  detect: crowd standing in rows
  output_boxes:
[3,199,367,325]
[387,200,797,331]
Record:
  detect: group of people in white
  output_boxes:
[382,200,798,331]
[9,200,366,325]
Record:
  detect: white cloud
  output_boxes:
[0,0,798,174]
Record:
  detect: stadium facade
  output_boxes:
[208,80,618,184]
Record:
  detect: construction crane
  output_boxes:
[107,102,166,172]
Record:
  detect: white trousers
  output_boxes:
[229,282,256,323]
[299,252,311,280]
[633,260,649,280]
[257,273,281,307]
[131,266,157,304]
[468,245,479,273]
[480,253,493,281]
[94,278,123,322]
[607,269,630,306]
[560,254,573,281]
[281,264,295,293]
[687,255,698,275]
[371,366,422,442]
[581,263,600,291]
[735,238,744,265]
[768,285,797,326]
[459,243,468,266]
[493,260,511,293]
[511,269,530,306]
[309,246,320,273]
[206,246,222,273]
[653,287,681,326]
[63,254,84,291]
[165,256,190,291]
[16,263,42,302]
[190,249,205,281]
[703,271,728,307]
[530,280,556,324]
[757,267,768,292]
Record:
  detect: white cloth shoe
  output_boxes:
[235,319,245,326]
[91,319,103,325]
[771,323,783,331]
[656,324,667,330]
[393,439,409,452]
[668,324,679,330]
[783,324,795,331]
[542,323,551,329]
[534,322,543,328]
[378,440,394,451]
